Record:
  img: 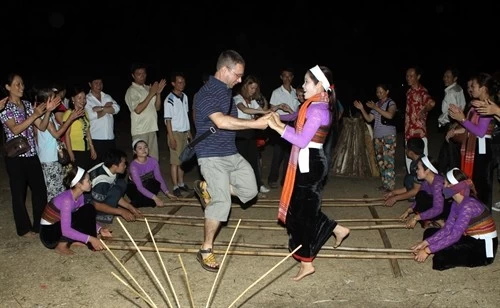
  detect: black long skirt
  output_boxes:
[286,149,337,262]
[39,203,97,250]
[424,228,498,270]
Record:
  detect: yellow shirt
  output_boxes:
[63,110,90,151]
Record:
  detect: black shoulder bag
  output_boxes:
[179,127,216,163]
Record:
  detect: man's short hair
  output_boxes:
[103,149,127,168]
[406,137,425,155]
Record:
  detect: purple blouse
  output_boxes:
[426,196,486,253]
[462,108,492,137]
[129,157,169,199]
[281,103,331,148]
[0,100,37,157]
[52,190,97,243]
[412,174,445,220]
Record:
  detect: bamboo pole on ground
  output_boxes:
[104,237,413,254]
[175,197,384,203]
[104,245,414,259]
[136,218,405,230]
[116,218,174,308]
[159,201,385,208]
[142,213,401,223]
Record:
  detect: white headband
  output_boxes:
[132,139,145,150]
[446,168,460,185]
[71,167,85,187]
[310,65,330,91]
[421,156,438,174]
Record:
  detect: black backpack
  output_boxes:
[381,100,404,132]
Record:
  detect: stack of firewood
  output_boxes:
[331,117,379,177]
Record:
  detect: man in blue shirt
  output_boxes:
[192,50,270,272]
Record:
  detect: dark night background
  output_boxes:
[2,0,500,120]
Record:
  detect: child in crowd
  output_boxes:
[127,139,177,207]
[40,166,111,255]
[383,137,425,206]
[412,168,497,270]
[400,156,451,229]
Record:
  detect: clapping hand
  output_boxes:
[46,95,61,112]
[472,99,500,116]
[365,100,376,109]
[157,79,167,94]
[0,97,8,110]
[448,104,465,122]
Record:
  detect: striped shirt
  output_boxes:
[193,76,238,158]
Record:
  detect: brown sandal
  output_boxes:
[194,180,211,209]
[196,248,219,272]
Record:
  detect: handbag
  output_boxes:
[4,136,30,157]
[179,127,217,163]
[57,139,71,165]
[381,100,404,131]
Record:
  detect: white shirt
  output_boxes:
[233,94,261,120]
[438,82,467,127]
[85,91,120,140]
[269,85,300,115]
[163,92,190,132]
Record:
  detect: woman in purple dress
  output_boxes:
[126,139,177,207]
[412,168,497,270]
[267,65,350,281]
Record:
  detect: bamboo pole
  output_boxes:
[144,218,180,308]
[175,197,384,203]
[227,245,302,308]
[159,202,385,208]
[178,254,195,308]
[136,218,405,230]
[142,213,401,223]
[111,272,156,308]
[104,245,414,259]
[206,219,241,308]
[101,239,156,307]
[105,237,413,254]
[116,218,174,308]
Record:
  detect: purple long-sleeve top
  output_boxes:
[129,157,169,199]
[462,108,492,137]
[53,190,98,243]
[426,196,486,253]
[281,103,331,148]
[412,174,445,220]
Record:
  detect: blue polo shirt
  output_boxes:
[193,76,238,158]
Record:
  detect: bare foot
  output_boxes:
[55,242,74,255]
[333,225,350,248]
[22,231,37,238]
[70,242,86,248]
[99,228,112,238]
[292,262,315,281]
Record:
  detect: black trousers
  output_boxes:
[92,139,116,164]
[126,178,161,208]
[236,135,262,188]
[5,155,48,236]
[40,203,97,250]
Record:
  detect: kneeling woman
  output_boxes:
[400,156,451,229]
[412,168,498,270]
[40,166,110,255]
[127,140,177,208]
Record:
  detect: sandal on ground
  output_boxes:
[194,180,211,209]
[196,248,219,272]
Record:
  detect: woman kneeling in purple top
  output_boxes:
[412,168,498,270]
[400,155,451,229]
[126,139,177,208]
[40,166,110,255]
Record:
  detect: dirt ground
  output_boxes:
[1,124,500,308]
